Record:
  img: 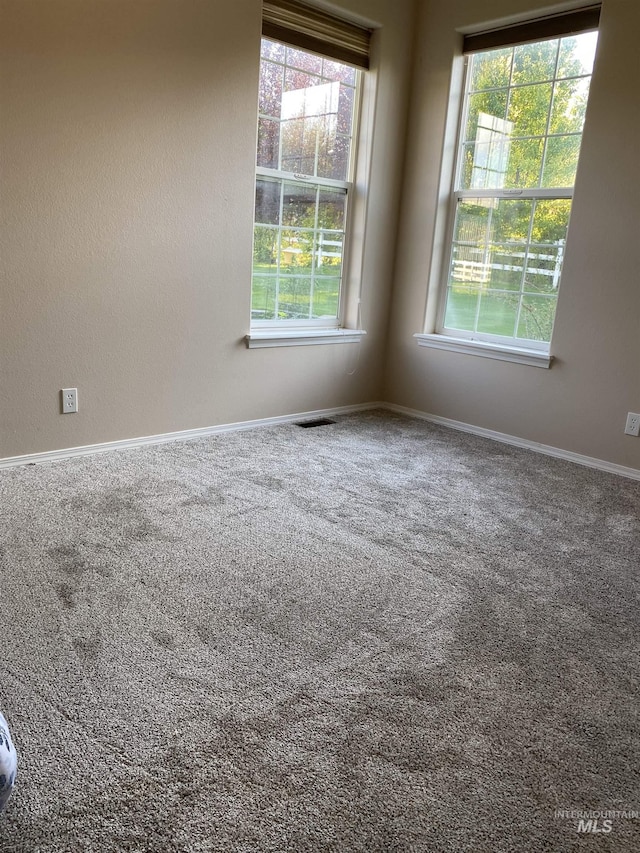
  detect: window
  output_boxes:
[252,39,360,326]
[435,12,599,354]
[248,1,371,344]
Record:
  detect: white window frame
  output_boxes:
[246,38,366,347]
[416,10,600,367]
[252,59,362,330]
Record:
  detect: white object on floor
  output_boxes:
[0,711,17,814]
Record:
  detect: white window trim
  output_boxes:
[252,168,352,334]
[245,328,366,348]
[256,167,350,192]
[436,188,570,359]
[250,41,367,342]
[419,29,596,362]
[414,332,553,368]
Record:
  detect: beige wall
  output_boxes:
[386,0,640,470]
[0,0,414,458]
[3,0,640,472]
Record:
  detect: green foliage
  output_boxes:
[464,37,589,191]
[251,264,340,320]
[448,36,594,342]
[253,179,346,318]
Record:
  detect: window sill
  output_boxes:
[245,328,366,349]
[414,333,553,368]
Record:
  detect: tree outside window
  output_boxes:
[440,31,598,347]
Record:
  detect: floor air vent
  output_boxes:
[296,418,336,428]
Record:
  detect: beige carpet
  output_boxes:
[0,410,638,851]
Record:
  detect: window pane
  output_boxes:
[317,188,345,230]
[257,118,280,168]
[314,231,343,276]
[320,133,350,181]
[252,40,359,325]
[492,198,534,243]
[284,68,321,96]
[450,244,485,286]
[531,199,571,243]
[441,31,596,346]
[453,199,490,245]
[451,198,513,286]
[463,35,596,193]
[251,275,277,321]
[462,135,546,190]
[558,32,598,78]
[255,179,281,226]
[469,47,512,91]
[444,286,480,331]
[487,245,525,291]
[516,294,556,341]
[278,275,312,319]
[281,79,341,177]
[253,226,278,271]
[464,91,508,143]
[450,198,491,283]
[443,193,571,342]
[321,58,356,86]
[337,85,355,135]
[259,61,283,118]
[278,228,313,271]
[281,117,314,174]
[541,135,581,187]
[311,277,340,319]
[285,46,323,75]
[505,137,544,188]
[507,83,552,137]
[512,40,558,85]
[550,78,590,134]
[524,246,563,294]
[261,39,285,62]
[476,291,518,337]
[282,182,316,227]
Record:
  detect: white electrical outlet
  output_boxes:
[61,388,78,414]
[624,412,640,437]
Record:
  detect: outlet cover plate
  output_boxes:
[61,388,78,414]
[624,412,640,437]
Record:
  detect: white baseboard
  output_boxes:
[2,400,639,481]
[0,402,383,470]
[383,403,640,482]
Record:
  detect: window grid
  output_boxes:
[257,56,356,178]
[440,32,597,347]
[252,39,360,325]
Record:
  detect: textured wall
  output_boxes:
[4,0,639,471]
[385,0,640,470]
[0,0,414,458]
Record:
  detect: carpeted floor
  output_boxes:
[0,410,638,852]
